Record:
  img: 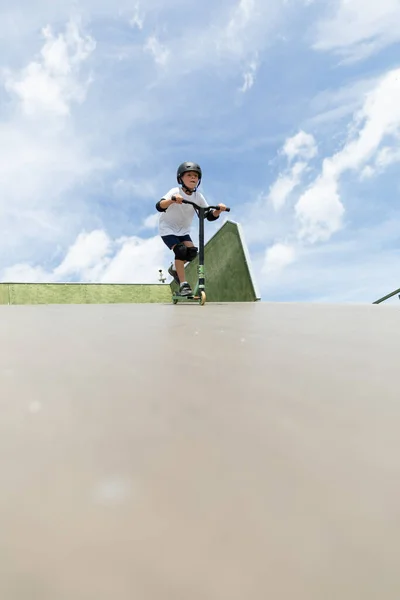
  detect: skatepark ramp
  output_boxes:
[0,220,260,306]
[1,300,400,599]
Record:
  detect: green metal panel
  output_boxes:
[0,284,10,305]
[170,220,260,302]
[2,283,172,305]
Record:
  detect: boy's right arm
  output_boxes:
[158,198,175,210]
[155,189,181,212]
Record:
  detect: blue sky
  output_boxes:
[1,0,400,303]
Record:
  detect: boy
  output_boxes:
[156,162,227,296]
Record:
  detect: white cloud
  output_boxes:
[266,130,317,210]
[4,19,95,117]
[240,55,258,93]
[268,161,307,211]
[361,145,400,180]
[332,70,400,172]
[0,118,106,244]
[55,230,112,280]
[99,236,165,283]
[283,130,318,162]
[295,172,344,243]
[257,66,400,283]
[112,178,157,200]
[130,3,144,30]
[55,229,167,283]
[295,67,400,243]
[375,145,400,169]
[262,243,296,274]
[1,264,50,283]
[312,0,400,62]
[360,165,375,180]
[0,17,110,273]
[161,0,284,80]
[142,213,159,229]
[306,75,381,127]
[144,35,169,66]
[240,71,255,93]
[220,0,256,56]
[2,229,168,284]
[256,213,400,303]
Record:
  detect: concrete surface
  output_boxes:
[1,301,400,599]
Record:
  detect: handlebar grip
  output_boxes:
[171,196,230,211]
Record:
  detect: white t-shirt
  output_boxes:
[158,186,209,236]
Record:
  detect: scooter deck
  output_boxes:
[172,290,206,305]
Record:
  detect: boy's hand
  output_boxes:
[214,203,227,214]
[171,194,183,204]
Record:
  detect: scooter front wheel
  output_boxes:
[199,291,206,305]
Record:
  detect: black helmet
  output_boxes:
[177,161,202,192]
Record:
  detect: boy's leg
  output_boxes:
[166,237,193,282]
[168,263,180,284]
[174,240,194,282]
[161,235,192,294]
[169,240,194,284]
[175,240,195,295]
[162,235,196,294]
[170,238,195,295]
[173,256,186,284]
[162,235,181,284]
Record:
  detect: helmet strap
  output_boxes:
[179,179,198,194]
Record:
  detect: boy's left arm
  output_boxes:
[207,203,227,221]
[199,193,227,220]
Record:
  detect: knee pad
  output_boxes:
[173,242,188,261]
[186,246,198,262]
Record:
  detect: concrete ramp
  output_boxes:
[1,302,400,599]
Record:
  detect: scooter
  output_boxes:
[170,198,231,305]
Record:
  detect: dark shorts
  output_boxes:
[161,234,192,249]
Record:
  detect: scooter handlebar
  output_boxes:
[209,205,231,212]
[171,196,230,212]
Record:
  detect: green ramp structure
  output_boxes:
[0,219,260,305]
[169,219,260,303]
[0,282,172,306]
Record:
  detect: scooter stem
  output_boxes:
[198,207,205,293]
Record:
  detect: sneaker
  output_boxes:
[168,264,179,284]
[179,282,193,296]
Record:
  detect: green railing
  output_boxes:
[373,287,400,304]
